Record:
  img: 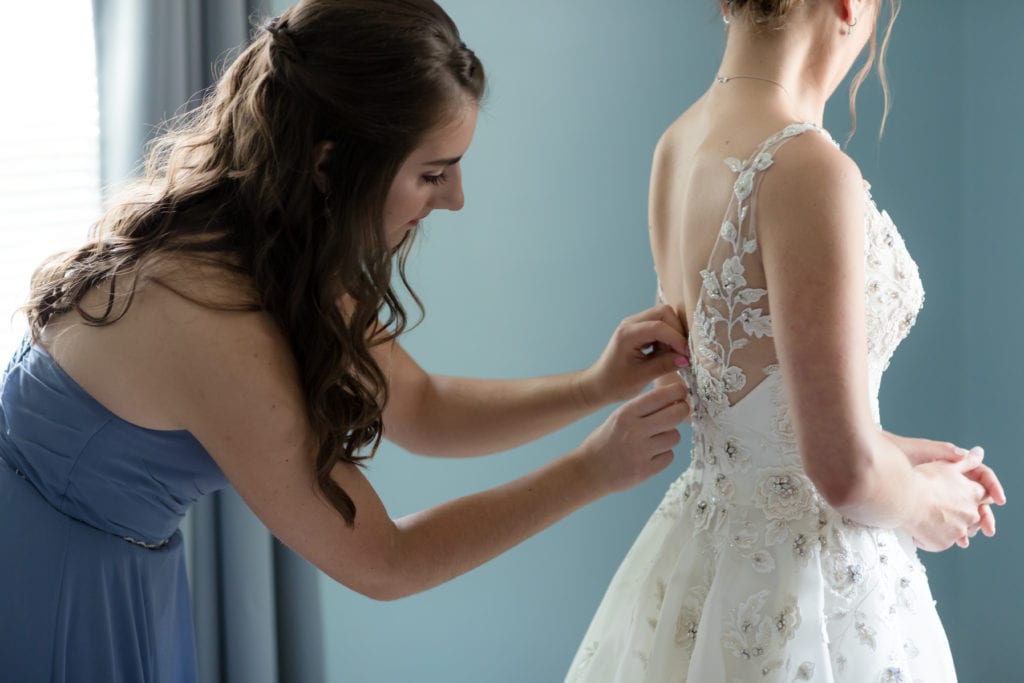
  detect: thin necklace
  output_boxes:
[715,74,792,99]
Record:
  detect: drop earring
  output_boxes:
[846,16,858,35]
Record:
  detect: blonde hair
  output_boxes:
[726,0,802,27]
[725,0,903,139]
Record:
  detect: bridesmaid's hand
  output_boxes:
[578,305,690,408]
[575,383,689,494]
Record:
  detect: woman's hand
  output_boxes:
[906,449,993,552]
[955,449,1006,547]
[885,433,971,466]
[578,304,690,408]
[887,433,1007,547]
[573,382,689,495]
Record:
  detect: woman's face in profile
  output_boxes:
[382,103,479,249]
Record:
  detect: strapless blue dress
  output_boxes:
[0,338,227,682]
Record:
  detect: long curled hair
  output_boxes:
[25,0,486,525]
[723,0,902,139]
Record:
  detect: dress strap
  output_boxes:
[722,121,837,177]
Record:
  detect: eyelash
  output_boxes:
[423,173,448,186]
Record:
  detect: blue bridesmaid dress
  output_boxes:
[0,337,228,682]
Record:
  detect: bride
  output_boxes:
[566,1,1005,680]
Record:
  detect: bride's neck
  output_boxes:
[717,24,845,126]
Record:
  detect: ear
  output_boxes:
[312,140,334,194]
[838,0,858,24]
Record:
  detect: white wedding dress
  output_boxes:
[566,124,957,682]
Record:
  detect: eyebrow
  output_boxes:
[422,156,462,167]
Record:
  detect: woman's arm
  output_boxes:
[169,304,687,600]
[374,305,689,457]
[759,136,988,551]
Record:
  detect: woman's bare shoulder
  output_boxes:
[758,131,865,231]
[36,252,289,432]
[110,253,288,391]
[768,129,861,185]
[141,252,260,310]
[652,103,703,167]
[139,258,294,394]
[752,134,869,291]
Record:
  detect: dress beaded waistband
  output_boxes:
[0,454,172,551]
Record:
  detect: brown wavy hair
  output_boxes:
[723,0,902,139]
[25,0,486,525]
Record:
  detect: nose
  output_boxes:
[440,164,465,212]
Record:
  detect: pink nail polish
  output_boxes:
[675,356,689,367]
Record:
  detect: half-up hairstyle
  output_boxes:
[26,0,486,525]
[725,0,802,27]
[723,0,902,139]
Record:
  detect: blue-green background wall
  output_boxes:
[954,5,1024,678]
[266,1,1021,679]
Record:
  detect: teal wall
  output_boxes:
[312,4,717,679]
[846,4,1024,679]
[297,1,1022,680]
[954,4,1024,677]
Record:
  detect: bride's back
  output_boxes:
[649,91,835,409]
[649,92,804,333]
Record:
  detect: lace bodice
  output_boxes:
[680,122,924,430]
[661,122,926,533]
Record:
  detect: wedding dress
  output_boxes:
[566,123,956,682]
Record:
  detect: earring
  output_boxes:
[846,16,858,35]
[722,1,732,25]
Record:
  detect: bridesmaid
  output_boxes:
[0,1,691,681]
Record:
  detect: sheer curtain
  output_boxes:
[91,2,325,681]
[0,2,101,359]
